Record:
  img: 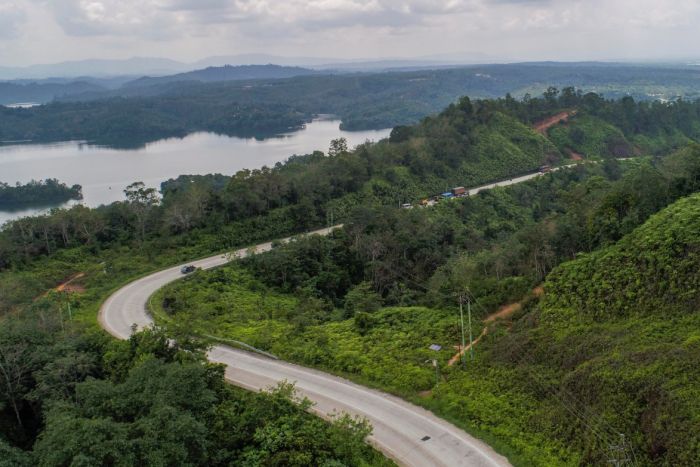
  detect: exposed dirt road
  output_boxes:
[533,110,577,134]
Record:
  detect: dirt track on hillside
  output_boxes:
[533,110,577,134]
[447,286,544,366]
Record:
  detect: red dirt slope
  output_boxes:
[533,110,577,134]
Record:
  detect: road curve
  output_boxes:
[99,226,511,467]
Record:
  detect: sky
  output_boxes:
[1,0,699,66]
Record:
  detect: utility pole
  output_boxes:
[458,295,467,367]
[458,292,475,366]
[467,297,474,360]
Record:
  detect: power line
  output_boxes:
[464,288,638,465]
[370,260,638,462]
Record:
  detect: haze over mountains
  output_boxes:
[3,58,700,109]
[123,65,321,89]
[0,54,483,81]
[0,54,483,105]
[0,64,329,105]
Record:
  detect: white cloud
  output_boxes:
[2,0,700,65]
[37,0,480,37]
[0,2,27,39]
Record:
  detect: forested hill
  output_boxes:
[527,192,700,464]
[4,90,700,268]
[4,62,700,146]
[544,186,700,319]
[4,91,700,465]
[123,64,319,88]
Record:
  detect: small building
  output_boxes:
[452,186,467,197]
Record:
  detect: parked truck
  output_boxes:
[452,186,467,197]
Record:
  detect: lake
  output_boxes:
[0,119,391,225]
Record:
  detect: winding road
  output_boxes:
[99,165,591,466]
[99,225,512,467]
[99,164,587,465]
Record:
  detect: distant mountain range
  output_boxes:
[0,64,329,105]
[0,54,488,81]
[0,81,103,106]
[122,64,320,89]
[4,59,700,109]
[0,57,188,80]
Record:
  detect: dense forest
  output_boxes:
[3,88,700,270]
[4,62,700,146]
[0,98,308,148]
[0,179,82,210]
[0,311,392,466]
[3,90,700,465]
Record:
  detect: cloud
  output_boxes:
[3,0,700,65]
[35,0,700,42]
[0,2,27,39]
[38,0,481,38]
[41,1,175,38]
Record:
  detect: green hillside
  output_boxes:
[548,114,631,158]
[155,147,700,465]
[522,194,700,465]
[3,92,700,466]
[544,193,700,318]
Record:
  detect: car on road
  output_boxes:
[180,265,197,274]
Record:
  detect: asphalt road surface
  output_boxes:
[99,225,511,467]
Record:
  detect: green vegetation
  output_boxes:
[7,89,700,273]
[0,99,308,148]
[0,179,82,211]
[3,92,700,465]
[548,114,629,158]
[516,194,700,465]
[156,144,700,465]
[0,92,568,274]
[5,63,700,146]
[545,192,700,318]
[0,307,392,466]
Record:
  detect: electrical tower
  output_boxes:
[608,434,633,467]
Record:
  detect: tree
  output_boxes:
[543,86,560,107]
[343,282,382,318]
[123,182,160,244]
[162,183,209,233]
[328,138,348,157]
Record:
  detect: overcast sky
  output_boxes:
[1,0,699,66]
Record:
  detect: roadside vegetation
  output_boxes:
[0,310,392,466]
[155,146,700,465]
[3,90,700,465]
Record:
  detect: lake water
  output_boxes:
[0,119,390,224]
